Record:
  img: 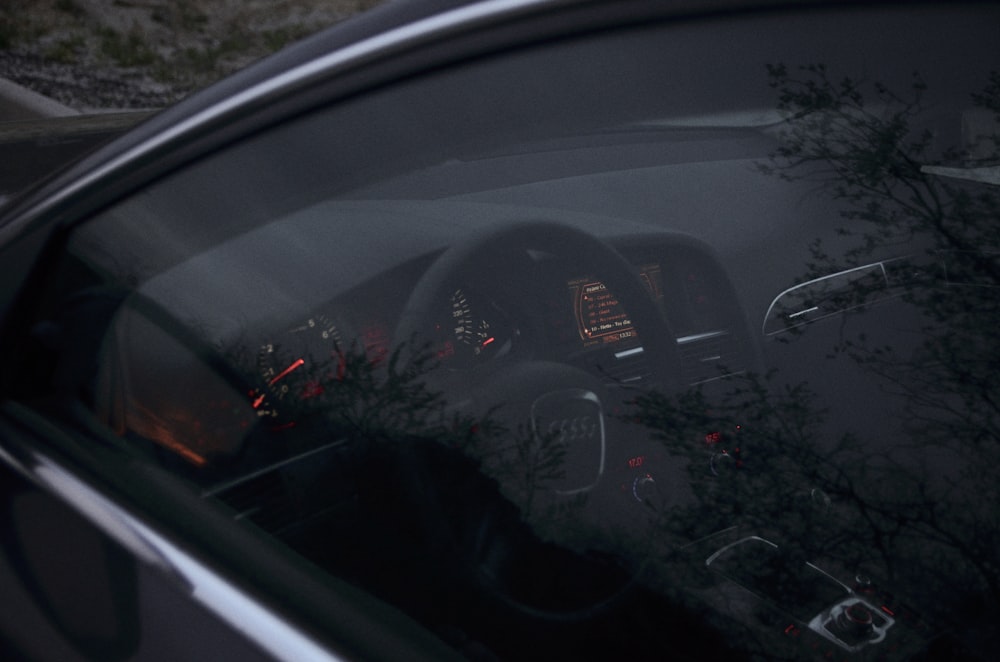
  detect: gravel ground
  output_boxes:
[0,0,381,112]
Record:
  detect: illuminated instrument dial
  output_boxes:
[450,288,495,356]
[440,287,519,367]
[252,315,341,422]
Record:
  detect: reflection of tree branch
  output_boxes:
[628,354,1000,627]
[752,63,1000,632]
[631,373,840,539]
[762,63,1000,275]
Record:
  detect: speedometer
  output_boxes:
[450,288,495,356]
[439,287,515,365]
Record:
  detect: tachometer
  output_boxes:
[252,315,341,422]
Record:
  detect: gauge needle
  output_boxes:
[481,337,496,348]
[252,392,267,409]
[269,358,305,385]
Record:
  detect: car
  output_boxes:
[1,0,998,659]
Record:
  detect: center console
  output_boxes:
[694,534,931,659]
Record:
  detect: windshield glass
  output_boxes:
[29,4,1000,659]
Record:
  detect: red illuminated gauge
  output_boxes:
[252,315,341,422]
[441,288,513,364]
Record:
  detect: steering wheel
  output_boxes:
[391,220,680,620]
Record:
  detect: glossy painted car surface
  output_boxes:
[1,1,998,659]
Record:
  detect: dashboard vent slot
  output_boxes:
[677,330,744,385]
[589,346,653,385]
[605,347,653,384]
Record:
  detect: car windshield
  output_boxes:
[19,3,1000,659]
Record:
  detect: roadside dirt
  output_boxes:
[0,0,381,111]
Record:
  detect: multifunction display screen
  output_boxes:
[570,278,636,348]
[568,264,662,349]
